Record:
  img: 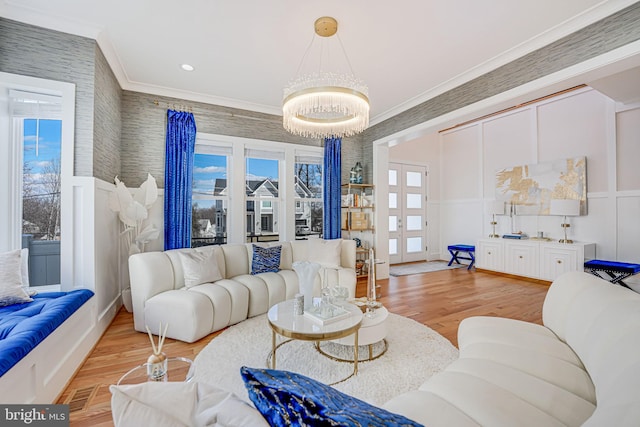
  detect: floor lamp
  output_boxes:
[489,201,505,238]
[550,199,581,243]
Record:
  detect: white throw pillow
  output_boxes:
[0,249,33,306]
[179,249,223,288]
[110,381,269,427]
[308,239,342,269]
[21,248,30,287]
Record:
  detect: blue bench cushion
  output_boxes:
[0,289,94,377]
[448,245,475,252]
[584,260,640,274]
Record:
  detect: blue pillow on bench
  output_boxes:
[241,366,423,427]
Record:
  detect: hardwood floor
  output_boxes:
[58,267,549,426]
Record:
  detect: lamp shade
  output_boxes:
[489,201,505,215]
[550,199,580,216]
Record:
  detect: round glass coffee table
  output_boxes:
[267,299,363,384]
[117,357,195,385]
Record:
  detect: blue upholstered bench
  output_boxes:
[447,245,475,270]
[584,259,640,289]
[0,289,94,377]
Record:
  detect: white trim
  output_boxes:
[0,73,74,289]
[370,0,640,124]
[375,40,640,149]
[197,132,323,244]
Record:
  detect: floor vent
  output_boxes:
[67,385,97,413]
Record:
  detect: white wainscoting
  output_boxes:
[432,88,640,288]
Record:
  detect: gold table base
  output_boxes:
[267,330,359,386]
[315,338,388,363]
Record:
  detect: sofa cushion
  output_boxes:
[308,238,342,268]
[179,250,223,288]
[240,366,422,427]
[110,381,269,427]
[458,316,584,368]
[383,390,480,427]
[165,246,225,289]
[435,358,595,426]
[0,250,33,307]
[251,244,281,274]
[144,290,213,343]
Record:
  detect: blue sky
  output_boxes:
[192,154,280,209]
[192,154,278,197]
[23,119,61,173]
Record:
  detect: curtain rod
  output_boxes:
[153,99,193,113]
[439,84,587,133]
[151,99,281,123]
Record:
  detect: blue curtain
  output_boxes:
[164,109,197,250]
[323,137,342,239]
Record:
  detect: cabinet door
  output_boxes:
[505,242,539,278]
[540,246,578,281]
[476,240,504,271]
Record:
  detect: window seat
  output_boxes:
[0,289,95,403]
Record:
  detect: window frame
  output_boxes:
[0,72,75,290]
[195,133,323,243]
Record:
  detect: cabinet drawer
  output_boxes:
[540,246,579,281]
[505,242,539,278]
[477,241,504,271]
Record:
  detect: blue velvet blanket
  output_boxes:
[0,289,94,377]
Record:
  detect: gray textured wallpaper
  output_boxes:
[93,45,122,183]
[3,1,640,187]
[0,17,96,177]
[120,91,362,187]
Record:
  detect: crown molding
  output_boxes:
[121,80,283,116]
[369,0,639,126]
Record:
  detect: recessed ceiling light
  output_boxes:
[181,64,194,71]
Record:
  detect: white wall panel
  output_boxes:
[616,108,640,191]
[537,90,610,192]
[482,109,535,198]
[574,195,615,259]
[440,201,484,254]
[617,196,640,263]
[441,125,481,200]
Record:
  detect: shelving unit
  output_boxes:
[341,183,375,278]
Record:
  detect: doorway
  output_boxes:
[388,163,428,264]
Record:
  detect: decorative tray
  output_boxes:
[304,304,351,325]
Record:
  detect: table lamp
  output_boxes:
[549,199,581,244]
[488,201,505,238]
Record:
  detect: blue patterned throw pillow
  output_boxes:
[240,366,423,427]
[251,245,282,275]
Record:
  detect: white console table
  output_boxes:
[476,238,596,282]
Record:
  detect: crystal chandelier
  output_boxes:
[283,17,369,139]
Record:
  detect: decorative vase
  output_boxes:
[146,351,167,381]
[292,261,321,309]
[354,162,363,184]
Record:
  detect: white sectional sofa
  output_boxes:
[128,239,356,343]
[383,271,640,426]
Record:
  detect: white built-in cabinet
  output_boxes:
[476,238,596,281]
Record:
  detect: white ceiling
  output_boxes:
[1,0,637,125]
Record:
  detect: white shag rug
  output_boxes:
[194,313,458,406]
[389,261,465,276]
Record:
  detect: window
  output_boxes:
[191,145,231,247]
[294,152,323,239]
[192,133,323,243]
[246,153,281,241]
[9,90,63,286]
